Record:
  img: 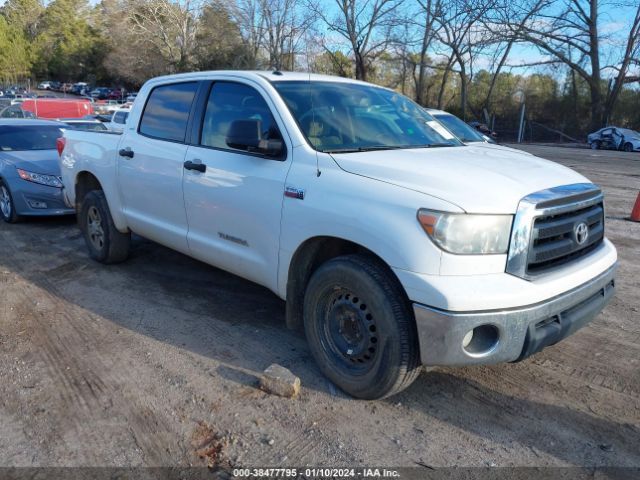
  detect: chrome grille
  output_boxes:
[527,203,604,274]
[506,183,605,280]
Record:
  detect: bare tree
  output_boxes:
[412,0,442,104]
[259,0,315,70]
[311,0,404,81]
[125,0,202,72]
[512,0,640,128]
[433,0,495,118]
[479,0,546,113]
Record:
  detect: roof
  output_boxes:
[145,70,374,87]
[0,119,64,126]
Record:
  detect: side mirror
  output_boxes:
[226,119,284,158]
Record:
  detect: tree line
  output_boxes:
[1,0,639,136]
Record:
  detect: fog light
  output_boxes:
[462,330,474,348]
[28,200,48,209]
[462,324,499,356]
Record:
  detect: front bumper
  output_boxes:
[12,180,75,217]
[414,264,616,366]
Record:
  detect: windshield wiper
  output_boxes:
[322,143,456,154]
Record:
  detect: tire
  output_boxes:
[590,141,600,150]
[303,254,421,399]
[79,190,130,264]
[624,143,633,152]
[0,180,21,224]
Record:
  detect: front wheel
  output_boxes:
[624,143,634,152]
[303,254,421,399]
[79,190,130,264]
[590,141,600,150]
[0,180,21,223]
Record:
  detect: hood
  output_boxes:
[0,150,61,176]
[330,144,589,214]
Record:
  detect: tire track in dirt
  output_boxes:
[0,228,182,465]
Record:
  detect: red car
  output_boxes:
[20,98,94,119]
[107,89,126,101]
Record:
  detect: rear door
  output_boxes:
[182,80,291,289]
[117,81,199,253]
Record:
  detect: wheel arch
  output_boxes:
[74,170,129,232]
[75,170,103,211]
[284,235,409,331]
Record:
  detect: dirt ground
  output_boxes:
[0,145,638,469]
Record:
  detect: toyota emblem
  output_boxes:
[574,222,589,245]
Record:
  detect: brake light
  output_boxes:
[56,137,66,156]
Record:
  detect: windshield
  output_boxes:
[0,126,63,151]
[273,81,462,152]
[432,112,485,143]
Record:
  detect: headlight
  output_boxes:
[418,209,513,254]
[17,168,63,188]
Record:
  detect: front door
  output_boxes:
[118,81,199,252]
[183,80,291,289]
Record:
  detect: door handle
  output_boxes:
[119,148,134,158]
[184,160,206,173]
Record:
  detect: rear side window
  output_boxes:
[139,82,198,142]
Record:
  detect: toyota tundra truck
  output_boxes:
[58,71,617,399]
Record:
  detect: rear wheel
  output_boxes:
[0,180,21,223]
[624,143,634,152]
[79,190,130,264]
[590,141,600,150]
[303,254,421,399]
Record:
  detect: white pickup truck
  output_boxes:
[58,71,617,399]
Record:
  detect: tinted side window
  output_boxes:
[200,82,281,151]
[139,82,198,142]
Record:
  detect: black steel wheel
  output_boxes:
[303,254,421,399]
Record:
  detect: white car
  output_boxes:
[38,81,52,90]
[587,126,640,152]
[106,107,130,132]
[58,71,617,399]
[426,108,526,155]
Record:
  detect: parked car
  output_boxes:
[59,71,617,399]
[60,118,108,131]
[125,92,138,103]
[0,105,36,119]
[0,119,74,222]
[38,81,52,90]
[20,98,94,119]
[71,83,89,96]
[427,109,497,144]
[106,106,130,132]
[108,89,127,101]
[94,100,121,115]
[587,126,640,152]
[90,87,111,100]
[468,120,498,140]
